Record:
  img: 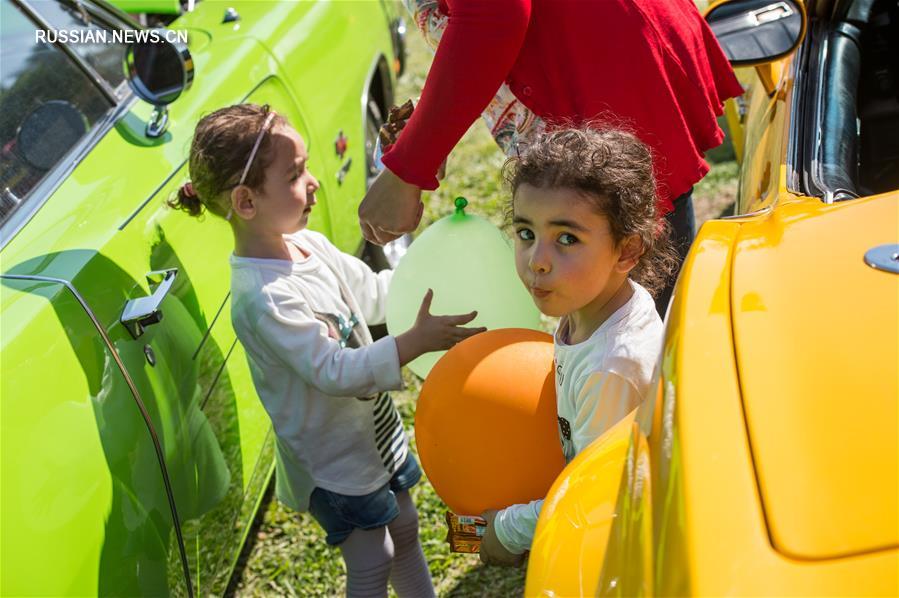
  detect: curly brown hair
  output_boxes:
[503,125,677,297]
[168,103,286,218]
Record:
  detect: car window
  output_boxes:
[0,0,114,226]
[809,0,899,199]
[32,0,130,98]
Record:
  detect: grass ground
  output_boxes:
[231,21,739,598]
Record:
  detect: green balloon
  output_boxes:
[386,198,541,378]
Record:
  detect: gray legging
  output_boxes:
[338,490,435,598]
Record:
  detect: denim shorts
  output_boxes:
[308,455,422,546]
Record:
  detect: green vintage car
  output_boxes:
[0,0,404,594]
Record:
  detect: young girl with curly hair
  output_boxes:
[479,125,676,566]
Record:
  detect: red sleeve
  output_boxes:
[381,0,531,190]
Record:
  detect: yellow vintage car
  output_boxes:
[525,0,899,595]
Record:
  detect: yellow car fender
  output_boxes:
[525,410,637,597]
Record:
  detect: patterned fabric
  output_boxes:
[402,0,545,156]
[373,391,408,473]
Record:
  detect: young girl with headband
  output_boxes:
[172,104,484,597]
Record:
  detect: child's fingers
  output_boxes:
[417,289,434,318]
[441,310,478,326]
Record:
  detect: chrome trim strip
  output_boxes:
[63,0,142,38]
[0,0,140,251]
[785,26,807,194]
[0,273,195,597]
[808,27,828,197]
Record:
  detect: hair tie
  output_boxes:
[182,182,198,199]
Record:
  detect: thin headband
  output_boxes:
[226,111,276,221]
[239,112,276,185]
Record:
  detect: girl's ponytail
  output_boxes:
[169,181,204,217]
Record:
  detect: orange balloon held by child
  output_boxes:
[415,328,566,517]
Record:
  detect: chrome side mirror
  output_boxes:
[705,0,806,66]
[124,29,193,137]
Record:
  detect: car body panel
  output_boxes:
[527,213,899,596]
[0,283,115,598]
[1,0,398,594]
[600,220,748,598]
[661,215,898,597]
[524,410,636,597]
[732,192,899,559]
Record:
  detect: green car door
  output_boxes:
[1,0,400,595]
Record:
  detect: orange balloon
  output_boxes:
[415,328,566,515]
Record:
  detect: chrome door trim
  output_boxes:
[785,20,809,195]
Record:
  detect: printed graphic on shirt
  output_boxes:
[373,391,407,474]
[313,310,375,401]
[558,416,572,461]
[313,310,362,349]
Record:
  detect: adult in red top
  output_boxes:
[360,0,743,310]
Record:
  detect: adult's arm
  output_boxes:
[382,0,531,190]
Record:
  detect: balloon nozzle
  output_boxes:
[454,197,468,215]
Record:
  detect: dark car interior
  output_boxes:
[811,0,899,198]
[854,0,899,194]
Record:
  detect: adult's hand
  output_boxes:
[359,166,423,245]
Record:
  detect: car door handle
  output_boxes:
[121,268,178,339]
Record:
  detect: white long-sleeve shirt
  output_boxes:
[494,280,663,554]
[230,230,407,511]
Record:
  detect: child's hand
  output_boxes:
[479,509,526,567]
[395,289,486,366]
